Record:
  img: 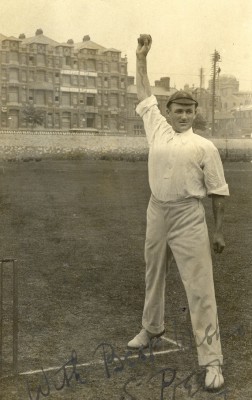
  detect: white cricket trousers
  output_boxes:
[142,194,223,366]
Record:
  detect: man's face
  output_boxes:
[167,103,196,133]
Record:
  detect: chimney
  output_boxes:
[155,77,170,91]
[83,35,91,42]
[160,77,170,91]
[36,29,43,36]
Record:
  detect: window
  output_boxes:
[87,96,95,106]
[9,51,19,63]
[80,94,84,104]
[121,64,126,74]
[104,77,108,88]
[111,62,118,72]
[55,72,60,83]
[37,70,46,82]
[96,115,101,129]
[111,77,118,89]
[97,94,102,106]
[134,124,143,135]
[121,78,125,88]
[21,71,27,82]
[29,71,35,81]
[29,55,35,65]
[64,56,71,66]
[97,77,102,87]
[48,72,53,82]
[47,92,53,105]
[55,95,59,102]
[62,112,71,128]
[87,77,95,88]
[47,113,53,127]
[79,60,84,70]
[110,93,118,107]
[87,59,96,71]
[112,53,119,61]
[73,114,78,126]
[63,75,71,86]
[104,63,109,72]
[72,75,78,86]
[104,114,109,128]
[72,94,78,106]
[1,86,7,100]
[79,76,85,86]
[86,114,95,128]
[36,90,45,105]
[47,58,53,67]
[37,54,45,66]
[1,52,7,63]
[103,93,108,106]
[21,55,27,65]
[9,68,19,82]
[1,69,7,80]
[121,94,125,107]
[55,113,60,127]
[62,93,71,106]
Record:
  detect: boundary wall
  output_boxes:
[0,131,251,161]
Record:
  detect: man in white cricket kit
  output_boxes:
[127,34,230,390]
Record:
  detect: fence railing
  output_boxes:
[0,129,134,136]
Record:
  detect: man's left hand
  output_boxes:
[213,231,225,253]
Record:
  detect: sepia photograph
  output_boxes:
[0,0,251,398]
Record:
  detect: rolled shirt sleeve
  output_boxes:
[136,95,173,145]
[202,142,229,196]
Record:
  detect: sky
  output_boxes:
[1,0,252,90]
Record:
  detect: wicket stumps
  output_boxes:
[0,258,18,376]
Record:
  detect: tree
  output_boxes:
[193,113,208,131]
[22,105,44,128]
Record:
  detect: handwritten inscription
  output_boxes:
[25,317,244,399]
[25,346,230,400]
[26,350,86,400]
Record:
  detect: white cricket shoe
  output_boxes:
[127,328,165,349]
[205,365,224,390]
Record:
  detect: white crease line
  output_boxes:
[161,335,182,347]
[18,347,183,377]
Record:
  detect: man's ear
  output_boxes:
[166,108,172,124]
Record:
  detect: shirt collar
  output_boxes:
[174,128,194,144]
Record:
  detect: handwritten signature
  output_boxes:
[25,317,244,400]
[26,344,230,400]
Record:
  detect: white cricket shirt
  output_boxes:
[136,95,229,202]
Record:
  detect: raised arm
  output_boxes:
[136,34,152,101]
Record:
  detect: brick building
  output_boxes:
[0,30,128,132]
[0,30,178,134]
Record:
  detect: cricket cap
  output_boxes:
[167,90,198,108]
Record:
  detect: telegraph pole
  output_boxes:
[211,50,221,136]
[199,67,204,109]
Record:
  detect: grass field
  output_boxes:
[0,159,251,400]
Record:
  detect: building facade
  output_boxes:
[127,76,177,135]
[0,30,128,132]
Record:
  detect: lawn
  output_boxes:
[0,160,251,400]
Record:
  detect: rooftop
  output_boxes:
[127,84,176,97]
[22,34,60,47]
